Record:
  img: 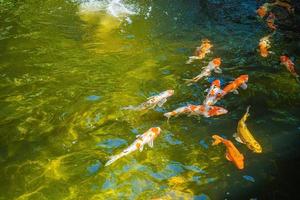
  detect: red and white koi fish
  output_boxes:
[212,135,245,170]
[203,79,223,106]
[164,104,227,119]
[185,58,222,86]
[266,12,277,31]
[218,75,248,99]
[259,35,272,57]
[122,90,174,110]
[280,55,299,80]
[186,39,213,64]
[105,127,161,166]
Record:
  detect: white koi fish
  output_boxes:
[185,58,222,86]
[122,90,174,110]
[105,127,161,166]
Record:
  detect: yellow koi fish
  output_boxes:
[234,106,262,153]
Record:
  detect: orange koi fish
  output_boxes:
[185,58,222,85]
[218,75,248,99]
[256,3,273,18]
[105,127,161,166]
[212,135,245,170]
[280,55,299,79]
[122,90,174,110]
[274,0,294,13]
[266,12,277,30]
[258,35,271,57]
[203,79,223,106]
[164,104,227,119]
[186,39,213,64]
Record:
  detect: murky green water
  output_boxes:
[1,0,300,199]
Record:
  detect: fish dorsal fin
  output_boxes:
[225,152,232,161]
[233,133,245,144]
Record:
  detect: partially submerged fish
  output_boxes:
[164,104,227,120]
[105,127,161,166]
[266,12,277,31]
[218,75,248,99]
[280,55,299,80]
[258,35,271,57]
[234,106,262,153]
[122,90,174,110]
[212,135,245,170]
[203,79,223,106]
[186,39,213,64]
[185,58,222,86]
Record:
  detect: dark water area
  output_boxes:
[0,0,300,199]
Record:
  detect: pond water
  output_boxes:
[0,0,300,199]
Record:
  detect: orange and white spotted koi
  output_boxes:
[256,3,274,18]
[122,90,174,111]
[203,79,223,106]
[258,35,272,57]
[217,75,248,100]
[105,127,161,166]
[280,55,299,80]
[186,39,213,64]
[185,58,222,86]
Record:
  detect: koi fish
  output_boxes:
[218,75,248,99]
[280,55,299,80]
[203,79,223,106]
[256,3,273,18]
[258,35,271,57]
[212,135,244,170]
[164,104,227,119]
[266,12,277,31]
[105,127,161,166]
[234,106,262,153]
[122,90,174,110]
[186,39,213,64]
[274,0,294,14]
[185,58,222,86]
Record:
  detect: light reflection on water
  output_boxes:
[0,0,300,199]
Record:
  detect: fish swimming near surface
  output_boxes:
[186,39,213,64]
[266,12,277,31]
[280,55,299,81]
[274,0,294,14]
[256,3,274,18]
[258,35,272,57]
[203,79,223,106]
[212,135,245,170]
[164,104,228,120]
[217,75,248,100]
[234,106,262,153]
[185,58,222,86]
[122,90,174,111]
[105,127,161,166]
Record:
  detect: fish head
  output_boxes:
[151,127,161,137]
[166,90,175,96]
[211,79,221,88]
[212,58,221,67]
[280,55,288,63]
[208,106,228,116]
[235,157,245,170]
[256,6,267,17]
[249,142,262,153]
[239,75,249,83]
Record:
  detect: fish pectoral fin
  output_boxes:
[233,133,245,144]
[136,134,141,138]
[148,139,154,148]
[225,153,232,161]
[139,145,144,152]
[241,83,248,90]
[233,90,239,94]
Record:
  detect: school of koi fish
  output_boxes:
[104,0,298,171]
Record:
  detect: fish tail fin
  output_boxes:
[246,105,251,115]
[183,79,194,86]
[105,153,124,167]
[212,135,223,146]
